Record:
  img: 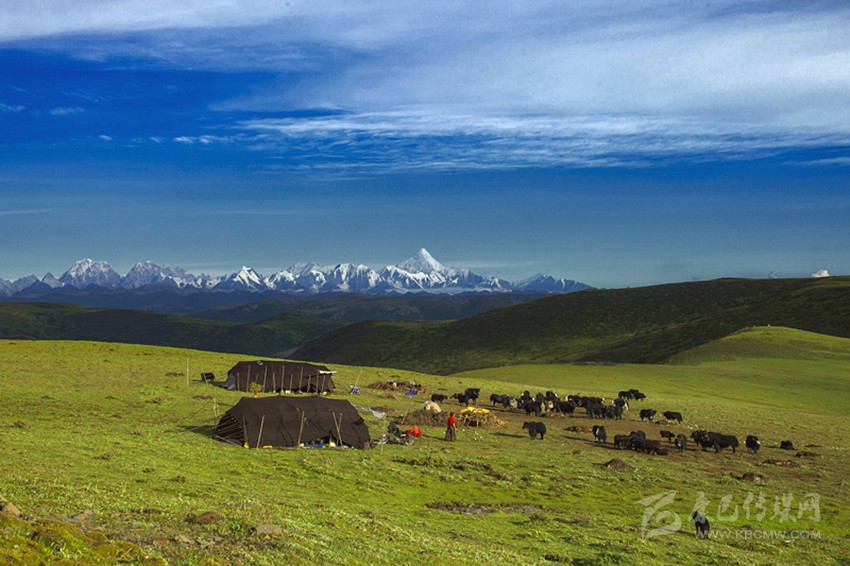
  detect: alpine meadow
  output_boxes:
[3,2,850,565]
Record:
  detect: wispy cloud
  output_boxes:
[231,111,850,171]
[797,157,850,167]
[49,106,85,116]
[0,102,25,113]
[0,208,56,216]
[6,1,850,172]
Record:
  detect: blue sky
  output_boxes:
[1,1,848,287]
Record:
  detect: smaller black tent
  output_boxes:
[215,397,371,449]
[221,360,336,394]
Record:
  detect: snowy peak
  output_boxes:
[41,272,64,289]
[59,259,121,289]
[217,266,268,292]
[120,261,190,290]
[512,273,592,294]
[397,248,445,274]
[0,250,593,296]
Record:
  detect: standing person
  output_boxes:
[445,412,457,441]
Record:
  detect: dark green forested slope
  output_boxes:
[292,277,850,374]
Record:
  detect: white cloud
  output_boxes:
[810,269,830,278]
[172,135,231,145]
[98,134,113,141]
[0,102,25,112]
[49,106,85,116]
[6,2,850,169]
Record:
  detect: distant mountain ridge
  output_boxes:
[291,276,850,374]
[1,248,591,297]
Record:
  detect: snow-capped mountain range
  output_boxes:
[0,249,592,297]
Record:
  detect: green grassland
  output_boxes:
[1,329,849,564]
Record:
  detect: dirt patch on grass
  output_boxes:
[763,459,802,468]
[741,472,765,484]
[599,458,635,471]
[795,451,821,459]
[394,411,446,427]
[188,511,222,525]
[368,380,430,394]
[425,502,540,516]
[566,426,593,433]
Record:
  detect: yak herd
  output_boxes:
[432,386,790,458]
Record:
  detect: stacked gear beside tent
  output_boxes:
[459,407,506,428]
[367,380,430,395]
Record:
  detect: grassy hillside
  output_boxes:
[668,326,850,365]
[0,340,848,564]
[0,302,340,357]
[293,277,850,374]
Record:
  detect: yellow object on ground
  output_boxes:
[460,407,490,414]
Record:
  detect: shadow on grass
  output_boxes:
[180,424,216,437]
[492,431,525,439]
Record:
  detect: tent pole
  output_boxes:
[262,366,268,393]
[296,410,306,446]
[257,415,266,448]
[333,413,343,446]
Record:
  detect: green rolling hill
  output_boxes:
[292,276,850,373]
[668,325,850,364]
[0,302,340,358]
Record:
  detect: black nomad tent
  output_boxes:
[215,396,371,449]
[221,360,336,394]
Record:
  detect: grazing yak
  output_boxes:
[614,434,632,450]
[522,421,546,440]
[431,394,448,403]
[556,400,577,416]
[691,511,710,539]
[660,430,676,443]
[639,409,657,421]
[662,411,683,424]
[592,425,607,443]
[780,439,795,450]
[618,389,646,401]
[675,433,687,453]
[632,438,663,455]
[464,388,481,405]
[452,393,471,407]
[713,434,739,454]
[523,400,543,417]
[746,435,761,454]
[490,393,509,407]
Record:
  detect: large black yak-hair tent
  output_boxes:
[221,360,336,394]
[215,396,371,449]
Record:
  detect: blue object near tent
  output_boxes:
[405,389,418,396]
